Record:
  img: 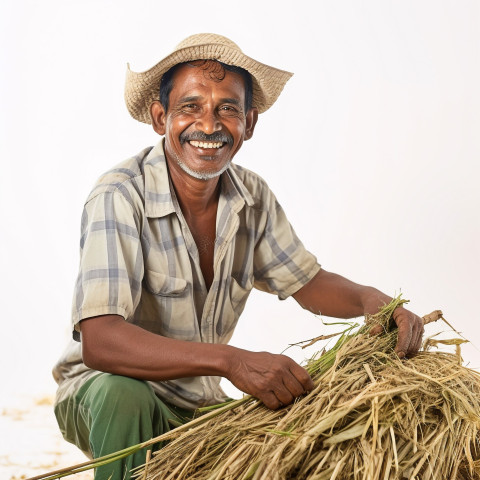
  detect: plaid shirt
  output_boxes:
[53,140,320,409]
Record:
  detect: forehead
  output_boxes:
[169,62,247,103]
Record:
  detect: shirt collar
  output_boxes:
[144,139,254,218]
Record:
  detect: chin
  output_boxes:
[177,159,232,181]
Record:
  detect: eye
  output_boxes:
[181,103,198,112]
[219,105,240,116]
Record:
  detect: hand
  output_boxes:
[391,306,425,358]
[226,349,314,410]
[370,305,424,358]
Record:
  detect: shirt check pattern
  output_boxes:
[53,141,321,409]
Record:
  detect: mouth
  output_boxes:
[188,140,224,149]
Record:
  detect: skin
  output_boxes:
[80,61,425,410]
[148,62,258,289]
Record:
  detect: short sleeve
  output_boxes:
[253,195,321,300]
[71,190,144,339]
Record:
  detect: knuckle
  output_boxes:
[277,354,291,366]
[263,399,274,409]
[299,371,311,384]
[257,378,270,392]
[295,385,306,397]
[262,395,280,410]
[276,390,291,404]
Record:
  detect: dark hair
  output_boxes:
[159,60,253,113]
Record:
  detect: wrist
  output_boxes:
[361,288,392,316]
[210,344,237,378]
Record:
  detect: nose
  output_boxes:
[196,107,221,135]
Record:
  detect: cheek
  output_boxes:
[165,119,190,147]
[227,119,247,143]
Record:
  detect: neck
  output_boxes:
[166,158,221,215]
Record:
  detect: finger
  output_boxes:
[261,391,283,410]
[408,316,424,356]
[393,312,413,359]
[403,313,423,356]
[416,323,425,350]
[273,386,294,406]
[412,329,424,355]
[282,374,306,399]
[288,363,314,392]
[369,324,384,336]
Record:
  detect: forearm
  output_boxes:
[80,314,232,381]
[293,268,424,358]
[293,269,392,318]
[80,314,315,410]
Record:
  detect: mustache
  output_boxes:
[180,131,233,145]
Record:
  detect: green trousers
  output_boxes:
[54,373,194,480]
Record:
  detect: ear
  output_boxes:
[150,101,167,136]
[244,107,258,141]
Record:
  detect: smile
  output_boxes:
[189,141,223,149]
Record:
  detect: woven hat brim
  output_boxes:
[125,44,293,124]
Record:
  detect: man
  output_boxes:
[53,33,424,479]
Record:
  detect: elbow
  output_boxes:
[81,339,104,371]
[79,315,122,372]
[80,325,110,372]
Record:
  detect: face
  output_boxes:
[150,62,258,181]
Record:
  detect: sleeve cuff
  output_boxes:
[278,263,322,301]
[72,305,128,333]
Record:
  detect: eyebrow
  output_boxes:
[179,96,202,104]
[221,98,242,107]
[178,96,242,107]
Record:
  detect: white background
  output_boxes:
[1,0,479,411]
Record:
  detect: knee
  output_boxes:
[89,374,156,418]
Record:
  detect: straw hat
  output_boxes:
[124,33,294,124]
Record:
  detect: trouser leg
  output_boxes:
[54,373,193,480]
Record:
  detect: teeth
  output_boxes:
[189,141,223,149]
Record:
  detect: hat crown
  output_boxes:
[174,33,242,52]
[125,33,293,124]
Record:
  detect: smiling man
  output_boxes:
[52,34,424,480]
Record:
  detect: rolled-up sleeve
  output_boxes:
[72,189,144,338]
[253,195,321,300]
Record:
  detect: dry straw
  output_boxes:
[134,297,480,480]
[27,297,480,480]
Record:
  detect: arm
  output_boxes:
[81,315,314,410]
[292,268,424,358]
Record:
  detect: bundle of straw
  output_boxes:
[135,299,480,480]
[27,298,480,480]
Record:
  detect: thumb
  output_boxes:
[369,324,384,336]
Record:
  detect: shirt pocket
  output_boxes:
[139,270,196,340]
[144,270,187,296]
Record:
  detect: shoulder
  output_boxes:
[85,146,153,204]
[229,163,277,209]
